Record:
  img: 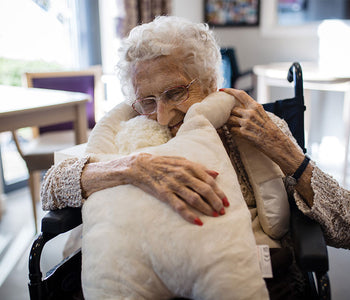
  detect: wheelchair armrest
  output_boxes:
[29,208,82,299]
[290,205,329,273]
[41,207,82,235]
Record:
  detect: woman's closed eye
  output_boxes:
[138,97,157,114]
[140,97,156,105]
[164,87,187,102]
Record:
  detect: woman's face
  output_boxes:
[132,56,209,136]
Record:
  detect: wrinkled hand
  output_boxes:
[221,88,288,156]
[220,88,315,207]
[128,153,229,226]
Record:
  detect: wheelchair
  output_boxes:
[28,62,331,300]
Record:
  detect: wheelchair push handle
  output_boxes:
[287,62,304,102]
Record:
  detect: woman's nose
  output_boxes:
[156,101,174,126]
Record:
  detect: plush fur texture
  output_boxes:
[82,92,273,299]
[114,116,172,155]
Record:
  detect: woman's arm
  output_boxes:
[221,88,350,249]
[294,164,350,249]
[42,153,228,226]
[82,153,227,225]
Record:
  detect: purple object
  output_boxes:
[32,76,95,133]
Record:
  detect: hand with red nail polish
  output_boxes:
[128,153,228,226]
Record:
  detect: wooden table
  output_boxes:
[0,85,90,218]
[253,62,350,185]
[0,85,90,143]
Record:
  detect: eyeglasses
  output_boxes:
[132,79,197,115]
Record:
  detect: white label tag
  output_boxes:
[256,245,273,278]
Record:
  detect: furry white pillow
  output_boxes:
[82,92,269,299]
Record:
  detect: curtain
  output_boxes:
[117,0,172,37]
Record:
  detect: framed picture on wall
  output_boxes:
[204,0,260,27]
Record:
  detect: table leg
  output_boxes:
[343,89,350,187]
[0,148,5,220]
[256,75,271,103]
[73,103,88,145]
[303,89,312,150]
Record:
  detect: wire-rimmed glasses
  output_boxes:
[132,79,197,115]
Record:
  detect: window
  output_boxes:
[98,0,124,110]
[0,0,79,192]
[261,0,350,37]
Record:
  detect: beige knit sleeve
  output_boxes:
[41,156,90,211]
[294,165,350,249]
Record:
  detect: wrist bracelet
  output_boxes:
[284,155,310,192]
[292,155,310,181]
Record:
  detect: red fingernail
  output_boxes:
[219,88,225,91]
[212,171,219,179]
[194,218,203,226]
[222,197,230,207]
[220,208,225,215]
[207,170,219,178]
[213,211,219,217]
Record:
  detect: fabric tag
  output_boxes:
[256,245,273,278]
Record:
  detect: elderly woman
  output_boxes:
[42,16,349,298]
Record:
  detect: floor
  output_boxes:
[0,187,71,300]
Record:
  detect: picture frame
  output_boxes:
[204,0,260,27]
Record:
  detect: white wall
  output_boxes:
[172,0,319,71]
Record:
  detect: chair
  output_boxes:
[28,63,330,300]
[220,47,254,94]
[12,66,103,231]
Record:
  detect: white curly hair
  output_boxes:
[117,16,223,104]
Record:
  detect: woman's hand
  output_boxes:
[220,88,288,156]
[127,153,228,225]
[221,88,314,206]
[221,88,302,170]
[81,153,229,226]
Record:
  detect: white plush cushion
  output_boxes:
[82,92,269,299]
